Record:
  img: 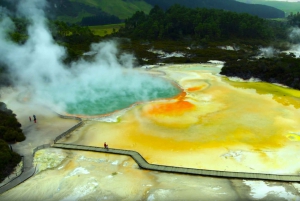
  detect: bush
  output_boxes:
[0,139,21,182]
[0,102,25,143]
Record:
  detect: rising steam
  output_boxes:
[0,0,178,115]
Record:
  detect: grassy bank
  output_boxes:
[89,23,125,36]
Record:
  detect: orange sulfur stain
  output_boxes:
[146,92,195,116]
[187,86,202,92]
[147,101,195,116]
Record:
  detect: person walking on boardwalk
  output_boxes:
[29,116,31,122]
[33,114,36,123]
[104,142,108,149]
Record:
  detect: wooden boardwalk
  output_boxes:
[53,143,300,182]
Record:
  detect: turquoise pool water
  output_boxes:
[64,73,181,115]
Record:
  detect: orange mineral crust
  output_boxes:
[145,92,195,116]
[187,86,203,92]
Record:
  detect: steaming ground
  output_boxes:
[0,0,179,115]
[1,64,300,200]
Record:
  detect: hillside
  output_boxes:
[237,0,300,16]
[0,0,284,25]
[144,0,285,18]
[69,0,152,20]
[0,0,152,24]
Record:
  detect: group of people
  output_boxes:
[29,114,37,123]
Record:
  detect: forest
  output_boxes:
[119,5,276,41]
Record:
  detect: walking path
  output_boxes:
[0,167,36,194]
[53,143,300,182]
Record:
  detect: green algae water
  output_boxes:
[65,72,181,115]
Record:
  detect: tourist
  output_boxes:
[29,116,31,122]
[104,142,107,148]
[33,114,37,123]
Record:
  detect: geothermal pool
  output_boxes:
[60,63,300,174]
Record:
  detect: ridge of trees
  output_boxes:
[0,102,25,182]
[144,0,285,19]
[119,5,273,41]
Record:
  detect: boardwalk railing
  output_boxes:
[53,121,83,143]
[52,143,300,182]
[55,113,82,121]
[32,144,52,157]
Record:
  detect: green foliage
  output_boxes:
[0,102,23,182]
[287,12,300,27]
[0,102,25,143]
[70,0,152,20]
[0,139,21,182]
[119,5,273,42]
[81,14,122,26]
[89,24,125,36]
[221,54,300,90]
[237,0,300,16]
[45,0,108,24]
[144,0,285,19]
[118,39,250,66]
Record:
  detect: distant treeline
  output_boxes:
[0,102,25,182]
[221,54,300,90]
[119,5,274,41]
[144,0,285,19]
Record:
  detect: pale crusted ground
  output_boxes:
[2,148,300,201]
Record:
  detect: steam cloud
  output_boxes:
[0,0,177,115]
[258,47,278,58]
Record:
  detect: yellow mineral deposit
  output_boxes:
[60,64,300,174]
